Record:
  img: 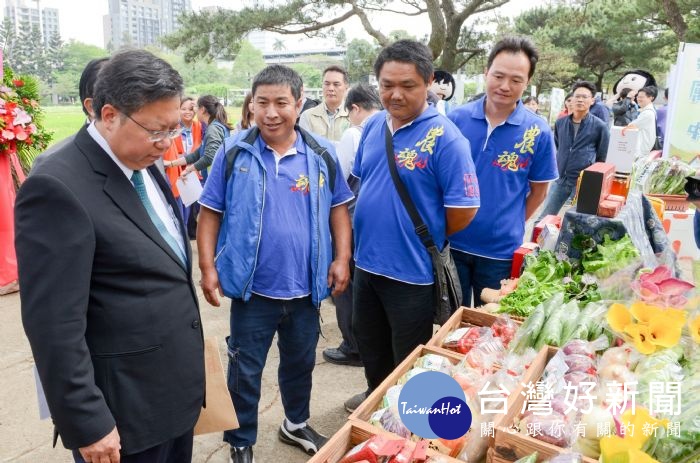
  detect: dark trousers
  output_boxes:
[72,429,193,463]
[352,268,434,390]
[224,294,319,447]
[331,258,359,355]
[451,249,512,307]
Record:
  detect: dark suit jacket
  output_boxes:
[15,126,205,455]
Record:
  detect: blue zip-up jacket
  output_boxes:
[202,128,339,308]
[554,112,610,184]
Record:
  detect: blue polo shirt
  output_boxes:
[201,131,353,299]
[448,97,558,260]
[352,107,480,284]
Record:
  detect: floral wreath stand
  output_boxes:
[0,66,50,296]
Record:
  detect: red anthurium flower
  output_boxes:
[12,79,24,87]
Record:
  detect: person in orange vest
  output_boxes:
[163,96,204,235]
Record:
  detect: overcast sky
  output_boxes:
[1,0,538,49]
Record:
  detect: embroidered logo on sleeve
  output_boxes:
[395,126,445,171]
[464,173,480,198]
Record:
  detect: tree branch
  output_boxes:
[349,0,389,46]
[268,8,357,34]
[361,5,427,15]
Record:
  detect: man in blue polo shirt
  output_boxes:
[448,37,558,307]
[344,40,480,412]
[197,65,353,463]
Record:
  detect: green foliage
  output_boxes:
[513,0,678,92]
[388,30,416,42]
[289,63,322,88]
[344,38,378,83]
[231,40,266,88]
[162,0,512,73]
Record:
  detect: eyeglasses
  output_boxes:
[572,94,592,100]
[124,113,183,142]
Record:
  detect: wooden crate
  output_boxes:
[491,349,596,463]
[349,344,464,423]
[309,419,464,463]
[427,307,522,350]
[348,341,551,449]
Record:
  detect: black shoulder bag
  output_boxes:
[383,123,462,325]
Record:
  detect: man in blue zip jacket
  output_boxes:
[537,80,610,220]
[197,65,353,463]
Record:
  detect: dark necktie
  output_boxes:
[131,170,187,266]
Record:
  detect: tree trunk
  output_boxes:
[661,0,687,42]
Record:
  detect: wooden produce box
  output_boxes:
[490,349,596,463]
[349,344,463,423]
[310,419,464,463]
[349,342,551,450]
[427,307,522,351]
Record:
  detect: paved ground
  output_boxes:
[0,244,367,463]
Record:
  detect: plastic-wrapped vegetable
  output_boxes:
[563,354,596,375]
[414,354,454,375]
[510,298,548,354]
[442,326,491,354]
[548,454,583,463]
[559,299,581,344]
[513,452,538,463]
[398,367,428,385]
[535,301,567,348]
[338,435,404,463]
[382,385,403,410]
[491,315,519,347]
[379,407,411,439]
[643,158,695,195]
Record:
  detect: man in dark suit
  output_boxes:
[15,49,205,463]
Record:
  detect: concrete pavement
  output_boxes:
[0,245,367,462]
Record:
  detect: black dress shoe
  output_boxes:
[229,445,254,463]
[322,347,363,366]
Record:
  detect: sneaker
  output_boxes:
[344,390,369,413]
[322,347,363,367]
[229,445,254,463]
[278,421,328,455]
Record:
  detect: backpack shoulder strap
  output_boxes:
[296,126,336,192]
[225,127,260,181]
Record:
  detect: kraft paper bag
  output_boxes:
[194,337,239,435]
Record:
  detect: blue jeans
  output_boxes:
[451,250,512,307]
[223,294,319,447]
[537,178,576,222]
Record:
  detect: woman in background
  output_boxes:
[233,92,255,134]
[166,94,231,178]
[162,96,204,236]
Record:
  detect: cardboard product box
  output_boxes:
[532,215,562,243]
[597,198,623,218]
[606,194,626,204]
[576,162,616,215]
[605,126,640,173]
[536,224,559,251]
[510,242,539,278]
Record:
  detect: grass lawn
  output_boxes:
[43,105,86,147]
[42,105,244,149]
